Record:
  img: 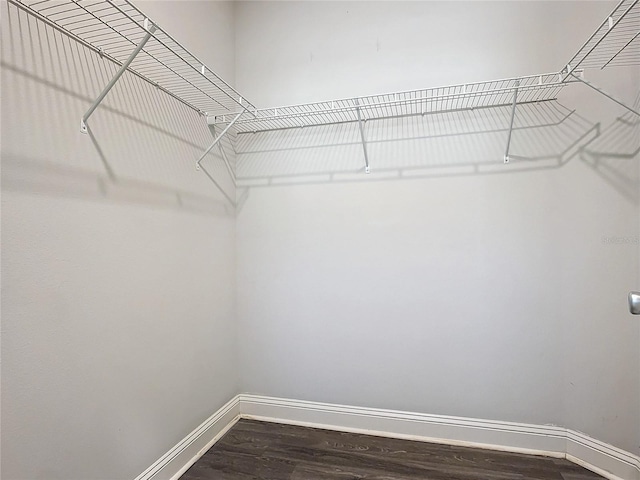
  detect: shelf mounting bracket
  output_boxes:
[195,108,246,170]
[207,118,236,186]
[80,18,156,134]
[354,98,371,174]
[195,112,247,207]
[503,80,520,164]
[568,71,639,117]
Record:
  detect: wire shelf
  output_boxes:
[565,0,640,70]
[9,0,255,117]
[11,0,633,149]
[213,73,568,134]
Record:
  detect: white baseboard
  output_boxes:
[134,393,640,480]
[566,430,640,480]
[239,394,640,480]
[134,395,240,480]
[238,394,566,456]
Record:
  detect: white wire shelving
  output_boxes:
[7,0,255,121]
[212,73,568,134]
[8,0,256,197]
[561,0,640,118]
[565,0,640,71]
[9,0,639,182]
[213,74,572,169]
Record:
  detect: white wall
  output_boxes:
[1,2,238,479]
[558,74,640,454]
[234,0,639,457]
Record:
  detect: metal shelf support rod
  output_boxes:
[354,99,371,174]
[196,109,246,170]
[80,18,157,134]
[504,80,520,163]
[207,120,237,185]
[569,73,640,117]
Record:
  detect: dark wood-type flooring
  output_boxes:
[180,419,605,480]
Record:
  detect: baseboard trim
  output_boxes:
[566,429,640,480]
[239,394,640,480]
[134,395,240,480]
[135,394,639,480]
[238,394,566,457]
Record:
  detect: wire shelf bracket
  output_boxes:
[354,99,371,174]
[195,107,247,171]
[564,68,640,117]
[207,119,237,186]
[81,18,156,134]
[503,80,520,164]
[571,72,640,116]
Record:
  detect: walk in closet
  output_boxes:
[1,1,639,479]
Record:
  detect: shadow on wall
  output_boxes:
[234,93,639,208]
[581,94,640,204]
[1,2,236,216]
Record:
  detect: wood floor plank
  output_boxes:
[179,419,605,480]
